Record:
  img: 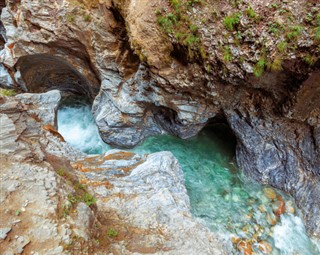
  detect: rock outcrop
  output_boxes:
[0,91,225,254]
[0,0,320,239]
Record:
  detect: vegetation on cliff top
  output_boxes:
[155,0,319,78]
[156,0,206,62]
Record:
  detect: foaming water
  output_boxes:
[58,105,320,255]
[58,106,111,154]
[274,215,320,255]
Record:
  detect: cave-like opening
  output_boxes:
[15,54,97,101]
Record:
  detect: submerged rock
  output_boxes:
[258,240,273,254]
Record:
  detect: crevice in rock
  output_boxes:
[170,43,189,66]
[15,54,95,101]
[109,3,140,79]
[0,20,6,49]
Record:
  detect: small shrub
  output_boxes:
[75,182,86,190]
[57,168,66,177]
[189,23,198,33]
[246,7,256,18]
[83,14,92,22]
[183,34,200,46]
[268,22,284,35]
[82,193,96,206]
[223,12,241,31]
[270,57,283,71]
[277,41,287,52]
[199,45,207,59]
[286,25,303,41]
[223,47,232,62]
[305,13,313,23]
[254,58,266,77]
[68,194,78,204]
[0,89,16,97]
[157,13,177,33]
[67,14,75,23]
[278,9,287,15]
[107,228,118,238]
[303,55,317,66]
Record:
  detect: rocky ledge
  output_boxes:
[0,91,225,254]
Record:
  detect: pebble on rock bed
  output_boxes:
[272,200,286,216]
[263,188,277,200]
[258,240,273,254]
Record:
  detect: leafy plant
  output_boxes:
[66,13,75,23]
[303,55,317,66]
[156,0,205,61]
[270,57,283,71]
[305,13,313,23]
[270,3,279,9]
[277,41,287,52]
[82,193,96,206]
[57,168,66,177]
[68,194,79,204]
[254,58,267,77]
[83,14,92,22]
[0,89,16,97]
[107,228,118,238]
[286,25,303,41]
[246,7,256,18]
[223,47,232,62]
[268,22,283,35]
[315,27,320,41]
[315,14,320,41]
[223,12,241,31]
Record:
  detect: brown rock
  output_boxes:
[272,200,286,216]
[258,241,273,254]
[263,188,277,200]
[266,213,277,225]
[231,236,240,244]
[237,240,253,255]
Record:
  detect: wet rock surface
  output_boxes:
[0,92,225,254]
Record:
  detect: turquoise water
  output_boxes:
[58,105,320,255]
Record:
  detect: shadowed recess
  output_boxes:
[16,54,96,100]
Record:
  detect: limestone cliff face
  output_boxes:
[0,0,320,237]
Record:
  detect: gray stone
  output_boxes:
[0,63,14,87]
[0,227,11,239]
[16,90,61,126]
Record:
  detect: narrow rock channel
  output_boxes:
[58,103,320,255]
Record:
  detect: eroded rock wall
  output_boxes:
[1,0,320,238]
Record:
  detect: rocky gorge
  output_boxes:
[0,0,320,254]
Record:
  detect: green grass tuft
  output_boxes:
[0,89,16,97]
[107,228,118,238]
[223,12,241,31]
[254,58,267,77]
